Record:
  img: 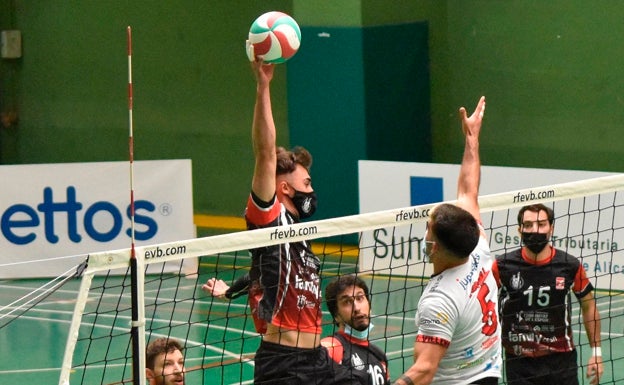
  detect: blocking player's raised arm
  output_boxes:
[457,96,485,224]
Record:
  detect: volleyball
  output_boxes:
[247,11,301,64]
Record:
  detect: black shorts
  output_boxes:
[505,349,578,385]
[254,340,359,384]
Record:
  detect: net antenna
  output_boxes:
[127,25,147,385]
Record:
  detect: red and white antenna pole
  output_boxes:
[127,26,146,385]
[127,26,136,253]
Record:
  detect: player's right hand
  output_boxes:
[202,278,230,299]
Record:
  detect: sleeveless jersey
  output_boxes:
[493,247,593,357]
[245,193,322,335]
[415,236,502,384]
[321,331,390,385]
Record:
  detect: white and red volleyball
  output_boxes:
[247,11,301,64]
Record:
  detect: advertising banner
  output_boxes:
[0,160,194,278]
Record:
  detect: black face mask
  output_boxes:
[521,232,549,254]
[292,190,317,219]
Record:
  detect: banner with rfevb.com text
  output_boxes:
[0,160,195,278]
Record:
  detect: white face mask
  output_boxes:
[344,323,374,340]
[421,230,433,263]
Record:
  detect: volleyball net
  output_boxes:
[50,174,624,384]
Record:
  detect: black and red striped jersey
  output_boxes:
[493,247,593,357]
[245,193,322,335]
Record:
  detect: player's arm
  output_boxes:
[250,60,277,202]
[394,295,452,385]
[393,341,446,385]
[580,290,603,385]
[456,96,485,225]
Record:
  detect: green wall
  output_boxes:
[0,1,293,217]
[436,1,624,170]
[2,1,623,221]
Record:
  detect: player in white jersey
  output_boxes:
[414,235,501,384]
[394,96,502,385]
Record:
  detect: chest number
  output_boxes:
[523,285,551,307]
[367,364,386,385]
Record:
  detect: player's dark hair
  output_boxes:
[517,204,555,226]
[430,203,479,259]
[325,275,370,326]
[146,337,184,370]
[276,146,312,175]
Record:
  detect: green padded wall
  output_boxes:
[287,26,366,220]
[363,22,430,163]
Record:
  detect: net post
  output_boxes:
[58,270,95,385]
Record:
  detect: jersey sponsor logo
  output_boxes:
[507,331,558,344]
[510,272,524,290]
[296,294,307,310]
[456,355,486,370]
[294,274,320,300]
[437,311,449,324]
[556,276,565,290]
[513,322,555,333]
[419,312,449,326]
[350,353,366,371]
[482,335,499,350]
[416,335,450,347]
[419,318,440,325]
[515,310,550,324]
[458,253,481,291]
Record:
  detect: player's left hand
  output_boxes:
[586,355,604,385]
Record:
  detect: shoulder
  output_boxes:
[419,285,461,319]
[553,248,581,265]
[474,236,491,256]
[245,193,285,227]
[321,335,344,363]
[497,247,522,259]
[496,248,522,265]
[367,341,387,360]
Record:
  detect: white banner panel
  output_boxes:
[0,160,194,278]
[358,161,621,290]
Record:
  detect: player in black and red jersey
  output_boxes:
[201,59,355,385]
[321,275,390,385]
[492,203,603,385]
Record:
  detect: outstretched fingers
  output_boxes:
[460,96,486,136]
